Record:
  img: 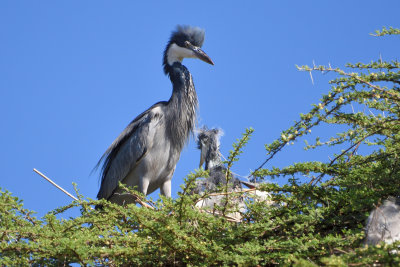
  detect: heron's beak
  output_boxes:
[186,42,214,65]
[199,145,207,168]
[193,47,214,65]
[240,181,256,189]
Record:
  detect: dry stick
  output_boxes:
[197,209,241,223]
[194,188,256,207]
[196,188,257,199]
[195,187,271,222]
[33,168,154,210]
[33,168,79,201]
[196,188,272,203]
[131,195,155,210]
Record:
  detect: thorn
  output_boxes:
[309,71,314,85]
[368,109,376,118]
[351,103,355,114]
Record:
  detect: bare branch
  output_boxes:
[33,168,78,201]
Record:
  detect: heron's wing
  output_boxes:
[96,102,166,200]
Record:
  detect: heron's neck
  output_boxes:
[165,62,198,151]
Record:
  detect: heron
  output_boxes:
[193,127,244,221]
[365,196,400,246]
[96,25,214,206]
[193,127,274,221]
[194,127,269,195]
[194,127,242,193]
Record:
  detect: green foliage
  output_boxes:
[1,27,399,266]
[372,26,400,36]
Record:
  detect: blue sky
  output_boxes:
[1,1,399,218]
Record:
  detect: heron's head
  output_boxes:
[196,127,223,169]
[163,25,214,75]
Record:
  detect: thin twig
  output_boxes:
[133,196,155,210]
[196,188,257,199]
[112,191,155,209]
[220,153,250,181]
[196,209,241,223]
[195,188,270,206]
[33,168,78,201]
[310,66,400,100]
[250,102,341,180]
[309,129,381,186]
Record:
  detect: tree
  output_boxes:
[1,27,399,266]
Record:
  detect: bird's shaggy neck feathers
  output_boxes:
[165,62,198,151]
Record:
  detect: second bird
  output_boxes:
[96,25,214,205]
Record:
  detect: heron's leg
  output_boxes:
[160,169,174,197]
[139,177,150,196]
[160,179,172,197]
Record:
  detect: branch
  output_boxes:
[309,129,381,186]
[33,168,78,201]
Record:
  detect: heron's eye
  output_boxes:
[184,41,191,48]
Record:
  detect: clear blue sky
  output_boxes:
[1,1,399,218]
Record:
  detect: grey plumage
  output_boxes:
[193,127,275,221]
[96,25,213,205]
[365,196,400,246]
[193,127,244,221]
[194,127,242,194]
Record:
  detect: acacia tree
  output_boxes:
[1,27,399,266]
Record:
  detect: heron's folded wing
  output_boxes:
[96,104,164,200]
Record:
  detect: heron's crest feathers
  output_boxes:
[163,25,206,75]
